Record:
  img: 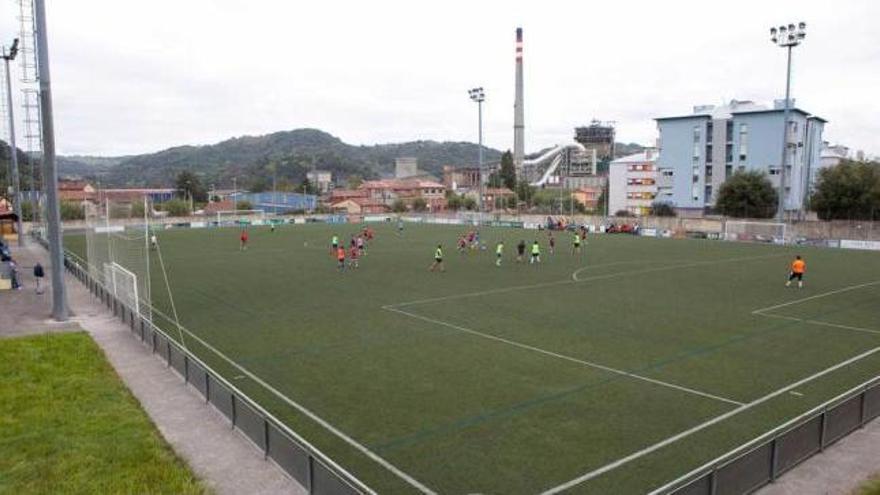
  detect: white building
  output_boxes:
[306,170,333,193]
[395,157,419,179]
[819,142,849,169]
[609,149,659,216]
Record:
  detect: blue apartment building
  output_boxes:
[655,99,826,215]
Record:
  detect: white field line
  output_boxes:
[751,279,880,315]
[541,345,880,495]
[144,307,436,494]
[390,253,785,308]
[383,306,745,407]
[758,313,880,336]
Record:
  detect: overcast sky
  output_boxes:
[1,0,878,157]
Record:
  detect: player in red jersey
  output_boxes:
[239,229,249,251]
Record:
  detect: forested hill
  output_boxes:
[59,129,503,189]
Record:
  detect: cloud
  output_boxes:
[0,0,877,156]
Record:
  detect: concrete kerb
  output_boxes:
[7,241,305,495]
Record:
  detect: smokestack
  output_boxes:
[513,27,525,174]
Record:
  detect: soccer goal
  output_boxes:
[723,221,787,244]
[104,262,140,316]
[216,209,266,226]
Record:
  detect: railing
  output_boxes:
[59,248,375,495]
[650,375,880,494]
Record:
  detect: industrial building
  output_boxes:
[574,121,616,164]
[655,99,825,215]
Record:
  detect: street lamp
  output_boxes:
[468,87,485,224]
[769,22,806,222]
[2,38,24,247]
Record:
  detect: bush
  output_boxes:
[411,197,428,212]
[651,202,677,217]
[463,196,477,211]
[163,199,191,217]
[60,201,85,221]
[391,199,407,213]
[615,209,634,217]
[235,200,253,210]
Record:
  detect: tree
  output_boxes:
[300,177,317,195]
[163,198,191,217]
[391,199,407,213]
[236,200,254,210]
[175,171,207,202]
[462,196,477,211]
[615,209,633,217]
[811,160,880,220]
[715,171,778,219]
[515,180,534,207]
[499,150,517,190]
[596,185,608,215]
[346,174,364,190]
[651,201,677,217]
[447,194,462,211]
[411,197,428,212]
[487,172,503,188]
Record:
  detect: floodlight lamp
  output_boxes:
[770,27,777,36]
[788,23,795,31]
[799,22,806,30]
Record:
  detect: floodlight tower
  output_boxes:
[468,87,485,223]
[769,22,806,222]
[2,39,24,247]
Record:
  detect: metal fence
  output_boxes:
[651,376,880,494]
[60,249,375,495]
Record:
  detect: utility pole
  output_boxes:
[2,39,23,247]
[34,0,68,320]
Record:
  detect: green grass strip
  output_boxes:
[0,332,207,495]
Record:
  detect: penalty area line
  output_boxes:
[540,345,880,495]
[383,306,745,407]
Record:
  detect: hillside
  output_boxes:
[61,129,503,189]
[48,131,649,190]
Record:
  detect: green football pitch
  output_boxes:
[66,222,880,494]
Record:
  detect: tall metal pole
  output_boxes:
[777,45,793,222]
[34,0,68,320]
[478,99,483,225]
[3,53,24,247]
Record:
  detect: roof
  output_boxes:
[611,150,658,165]
[656,99,826,123]
[102,188,175,194]
[361,179,445,190]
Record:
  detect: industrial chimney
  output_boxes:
[513,27,525,173]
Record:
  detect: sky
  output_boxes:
[1,0,878,158]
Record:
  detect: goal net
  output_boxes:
[216,209,266,226]
[85,197,152,321]
[723,221,787,244]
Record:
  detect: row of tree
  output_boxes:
[710,159,880,220]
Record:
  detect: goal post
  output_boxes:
[104,262,140,316]
[216,209,266,226]
[723,221,787,244]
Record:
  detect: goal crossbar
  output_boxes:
[723,221,787,244]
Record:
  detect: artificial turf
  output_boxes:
[0,332,206,494]
[65,222,880,494]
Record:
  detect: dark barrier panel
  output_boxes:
[208,375,234,421]
[267,423,311,487]
[776,416,822,474]
[670,473,711,495]
[313,460,359,495]
[170,344,187,378]
[866,385,880,421]
[715,443,772,495]
[236,400,266,451]
[825,396,862,445]
[154,333,168,361]
[188,360,208,398]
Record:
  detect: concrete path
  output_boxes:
[0,240,305,495]
[757,416,880,495]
